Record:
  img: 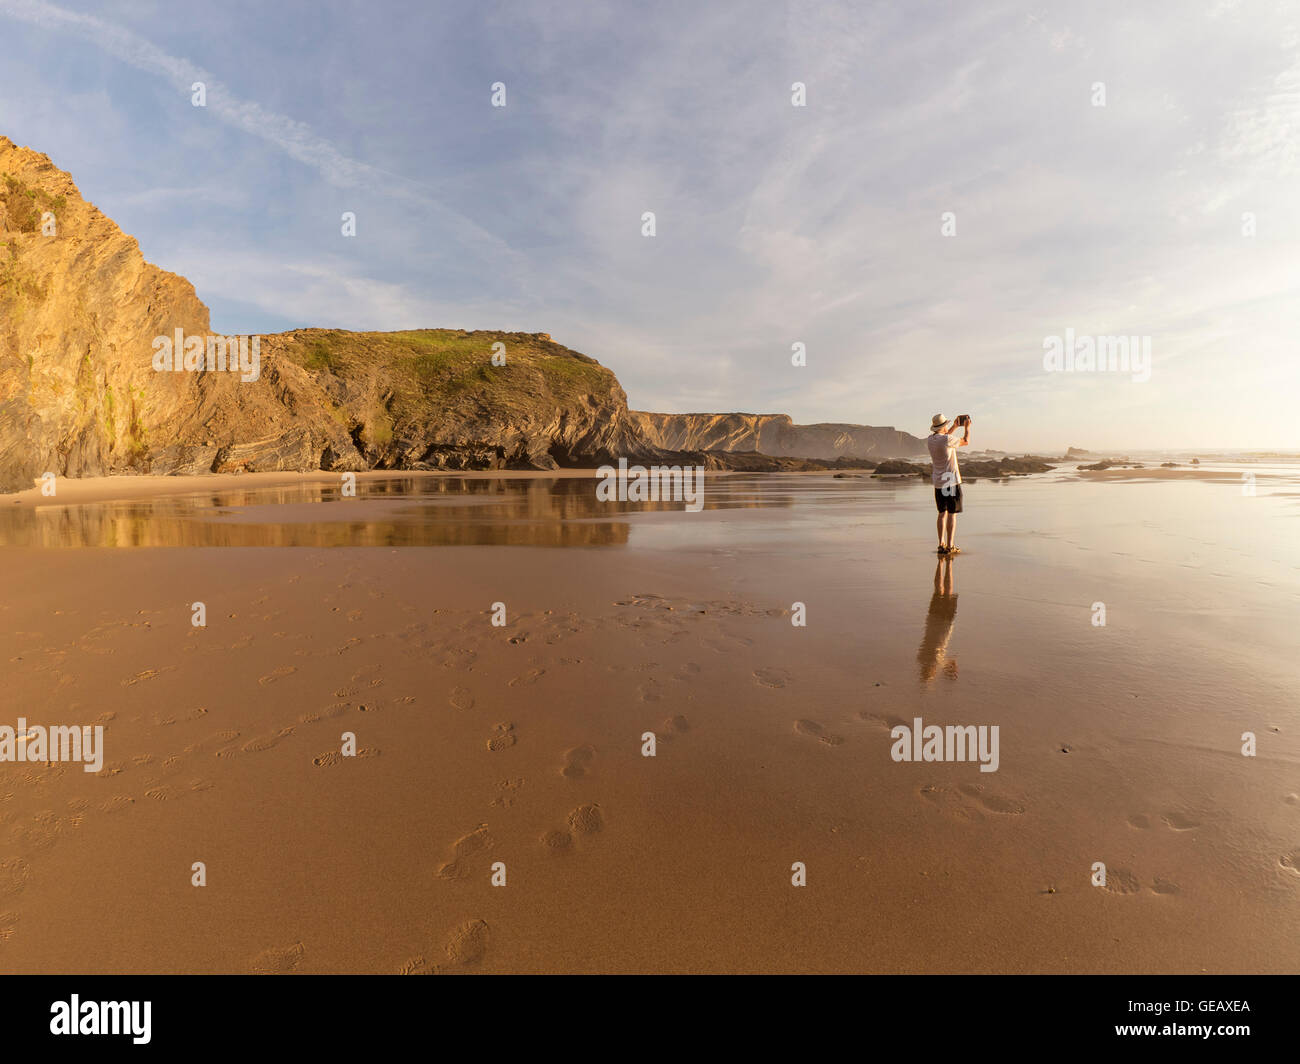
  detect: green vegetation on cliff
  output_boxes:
[286,328,608,403]
[1,172,64,233]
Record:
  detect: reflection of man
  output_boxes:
[917,556,959,685]
[926,413,970,554]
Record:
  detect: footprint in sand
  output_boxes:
[1161,812,1201,831]
[188,729,241,758]
[508,668,545,688]
[959,783,1025,815]
[859,711,909,731]
[401,919,489,974]
[14,815,64,852]
[241,726,295,753]
[1127,814,1152,829]
[567,803,604,835]
[1099,867,1141,895]
[299,703,349,725]
[921,783,1026,819]
[439,647,479,671]
[561,745,595,779]
[121,666,177,687]
[0,911,17,942]
[541,829,574,853]
[0,858,32,897]
[657,715,690,743]
[443,919,489,966]
[258,665,298,686]
[487,723,516,752]
[449,686,475,711]
[1151,877,1181,895]
[250,942,305,974]
[753,667,790,689]
[491,778,525,809]
[437,824,492,880]
[1280,850,1300,876]
[312,748,380,768]
[794,719,844,746]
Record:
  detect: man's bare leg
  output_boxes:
[936,512,946,551]
[943,512,957,551]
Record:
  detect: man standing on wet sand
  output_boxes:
[926,413,969,554]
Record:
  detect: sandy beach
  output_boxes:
[1,467,1296,973]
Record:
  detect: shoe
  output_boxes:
[947,546,961,555]
[937,545,948,554]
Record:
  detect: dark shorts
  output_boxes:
[935,485,963,514]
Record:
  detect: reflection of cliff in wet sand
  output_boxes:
[917,557,958,684]
[0,471,801,548]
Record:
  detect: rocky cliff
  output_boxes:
[630,412,925,460]
[1,137,217,491]
[0,136,655,491]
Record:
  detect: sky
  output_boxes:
[0,0,1297,451]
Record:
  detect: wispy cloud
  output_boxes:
[0,0,526,270]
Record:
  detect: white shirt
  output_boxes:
[927,431,963,488]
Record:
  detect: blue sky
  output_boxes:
[1,0,1297,450]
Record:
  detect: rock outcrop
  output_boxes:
[629,411,925,461]
[874,456,1058,478]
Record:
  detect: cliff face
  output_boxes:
[629,412,925,460]
[0,137,216,491]
[254,328,642,473]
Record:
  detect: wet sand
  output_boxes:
[1,469,1298,973]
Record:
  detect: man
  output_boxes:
[926,413,969,554]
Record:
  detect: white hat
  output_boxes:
[930,414,949,432]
